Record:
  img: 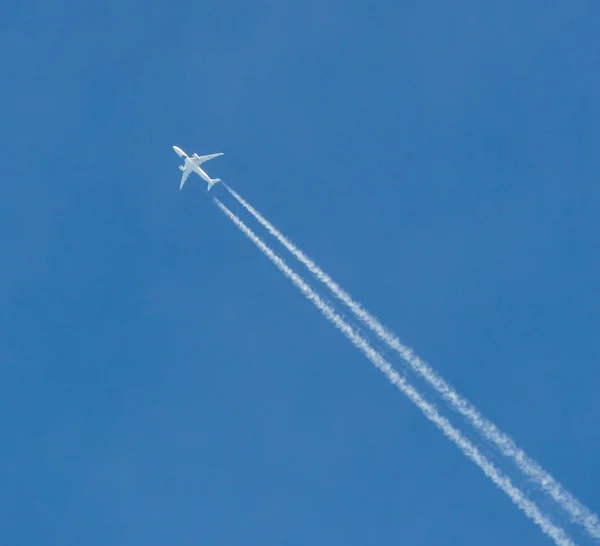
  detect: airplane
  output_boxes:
[173,145,223,191]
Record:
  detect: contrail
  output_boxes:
[214,197,575,546]
[223,183,600,542]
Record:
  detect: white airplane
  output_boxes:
[173,145,223,190]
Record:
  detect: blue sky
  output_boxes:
[1,1,599,544]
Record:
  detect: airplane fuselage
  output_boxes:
[181,155,211,184]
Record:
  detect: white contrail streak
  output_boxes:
[223,183,600,542]
[214,197,575,546]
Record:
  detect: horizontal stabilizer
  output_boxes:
[208,178,221,191]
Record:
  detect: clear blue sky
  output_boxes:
[1,1,599,545]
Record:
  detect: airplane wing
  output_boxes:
[180,168,191,190]
[191,152,223,165]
